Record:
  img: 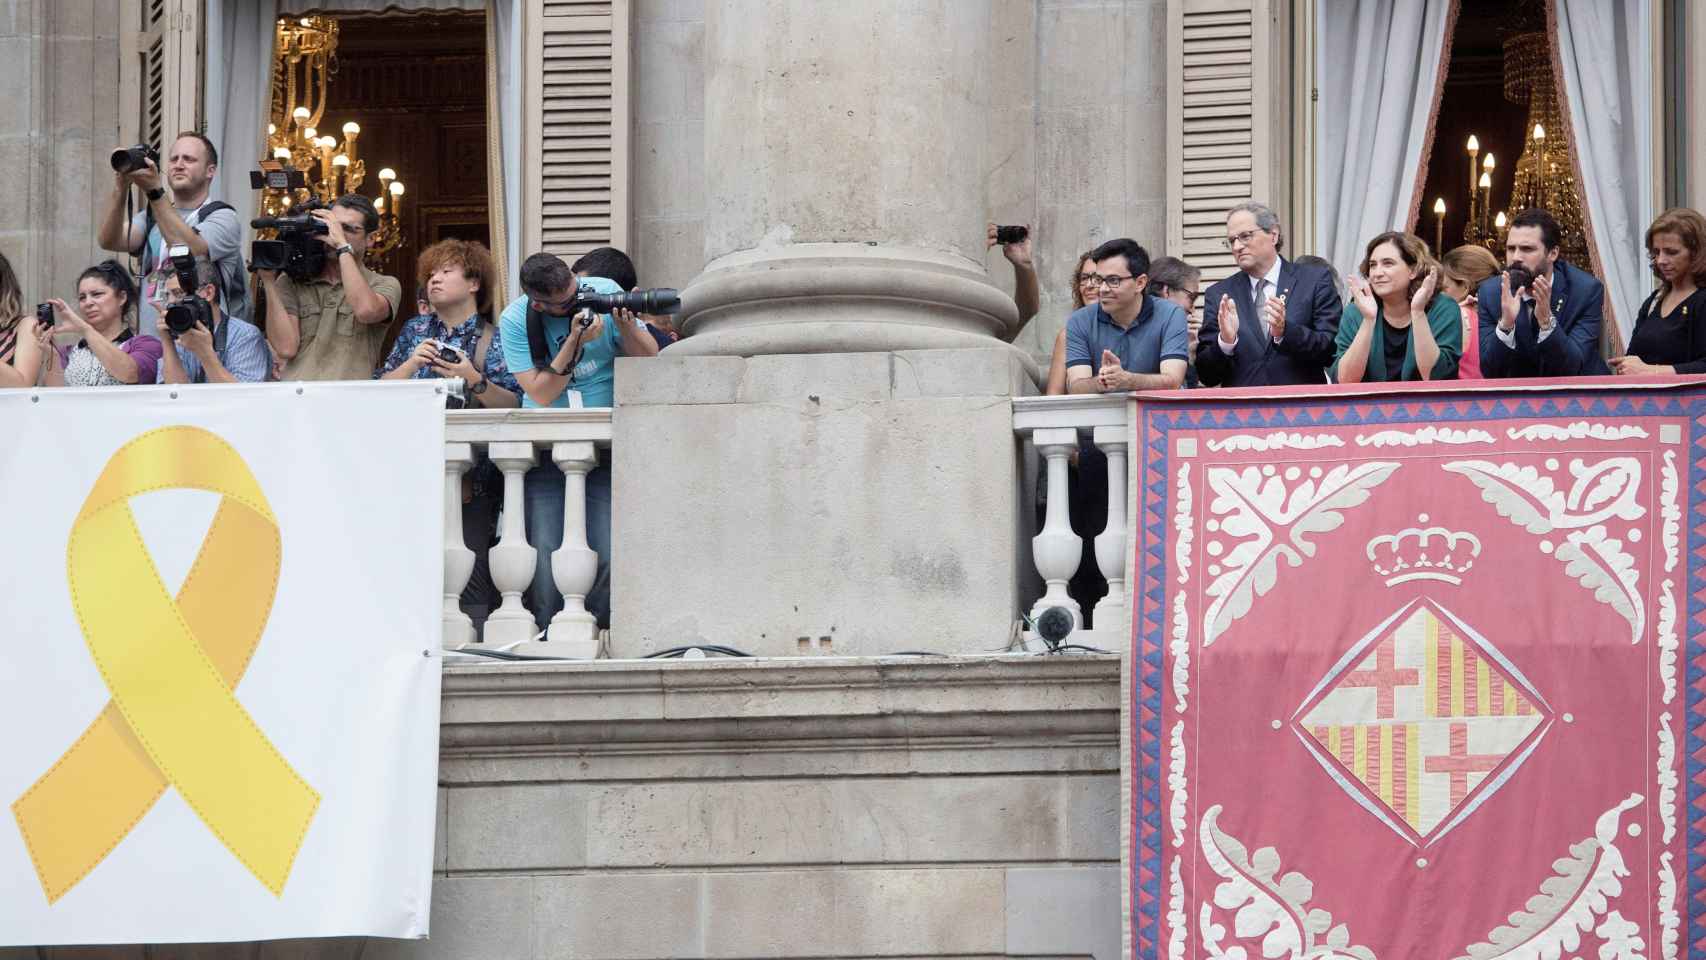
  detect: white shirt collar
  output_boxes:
[1249,257,1283,296]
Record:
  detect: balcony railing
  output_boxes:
[442,408,613,658]
[1012,395,1133,646]
[441,395,1134,658]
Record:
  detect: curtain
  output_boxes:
[1316,0,1455,277]
[1554,0,1654,346]
[204,0,279,246]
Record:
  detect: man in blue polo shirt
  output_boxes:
[1066,237,1189,393]
[498,250,660,633]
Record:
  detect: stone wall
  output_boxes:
[0,0,125,313]
[371,655,1123,960]
[627,0,1170,365]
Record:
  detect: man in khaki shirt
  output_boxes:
[259,194,402,381]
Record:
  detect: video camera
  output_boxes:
[161,244,215,338]
[570,285,682,325]
[249,163,329,281]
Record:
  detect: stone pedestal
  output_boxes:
[611,346,1035,657]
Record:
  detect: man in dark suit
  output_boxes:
[1478,208,1609,377]
[1196,201,1343,387]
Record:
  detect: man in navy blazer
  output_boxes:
[1196,201,1343,387]
[1478,208,1609,377]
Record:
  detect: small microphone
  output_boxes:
[1036,606,1075,652]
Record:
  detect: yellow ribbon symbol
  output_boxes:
[12,426,318,903]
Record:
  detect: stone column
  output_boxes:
[673,0,1020,355]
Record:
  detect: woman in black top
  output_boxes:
[1613,207,1706,376]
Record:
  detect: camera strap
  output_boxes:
[138,201,236,277]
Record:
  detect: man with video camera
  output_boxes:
[97,132,249,338]
[260,195,403,381]
[498,248,664,632]
[156,251,271,384]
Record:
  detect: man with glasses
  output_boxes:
[1147,256,1204,386]
[499,250,660,634]
[1065,238,1189,394]
[261,194,402,381]
[1196,201,1343,387]
[157,256,271,383]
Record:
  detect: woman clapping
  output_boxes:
[1332,231,1460,384]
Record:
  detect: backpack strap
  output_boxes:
[474,322,493,374]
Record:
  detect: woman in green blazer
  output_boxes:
[1332,231,1462,383]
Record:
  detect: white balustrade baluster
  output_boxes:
[1092,424,1128,632]
[548,441,599,656]
[483,441,540,646]
[1029,427,1083,629]
[442,443,476,650]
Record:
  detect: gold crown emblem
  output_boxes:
[1365,515,1481,586]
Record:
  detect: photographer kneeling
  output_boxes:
[157,251,271,384]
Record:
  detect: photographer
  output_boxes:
[260,195,402,381]
[34,261,162,387]
[986,223,1039,323]
[497,249,658,632]
[376,239,519,409]
[157,255,271,384]
[97,132,248,336]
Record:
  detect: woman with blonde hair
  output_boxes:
[1332,231,1460,383]
[1045,249,1099,395]
[1438,244,1500,380]
[1612,207,1706,376]
[0,248,39,388]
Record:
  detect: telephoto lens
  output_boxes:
[110,144,159,174]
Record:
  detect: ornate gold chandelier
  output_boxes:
[1501,30,1589,265]
[260,16,406,268]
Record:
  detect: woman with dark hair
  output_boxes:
[1439,244,1501,380]
[31,260,162,387]
[1331,231,1459,383]
[1612,207,1706,376]
[1045,249,1099,396]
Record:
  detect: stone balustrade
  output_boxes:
[442,408,613,659]
[1012,394,1134,644]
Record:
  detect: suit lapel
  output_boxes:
[1230,275,1258,364]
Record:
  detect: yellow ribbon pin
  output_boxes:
[12,426,318,903]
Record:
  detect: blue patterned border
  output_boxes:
[1128,387,1704,960]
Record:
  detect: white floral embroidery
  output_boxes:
[1353,426,1494,447]
[1198,805,1374,959]
[1169,721,1187,848]
[1658,714,1677,845]
[1659,581,1678,704]
[1662,450,1680,574]
[1659,852,1679,960]
[1450,794,1643,960]
[1205,432,1346,453]
[1445,457,1646,644]
[1168,856,1187,960]
[1171,592,1190,712]
[1204,462,1400,645]
[1506,421,1650,442]
[1175,462,1194,586]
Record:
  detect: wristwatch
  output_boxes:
[146,187,165,202]
[335,243,354,258]
[470,376,489,395]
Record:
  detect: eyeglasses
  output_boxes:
[1222,230,1270,250]
[1075,272,1097,286]
[1090,274,1134,289]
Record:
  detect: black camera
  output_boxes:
[35,303,53,329]
[161,245,215,337]
[250,202,330,282]
[434,342,463,365]
[1505,264,1534,293]
[994,225,1028,245]
[571,287,682,316]
[110,143,160,174]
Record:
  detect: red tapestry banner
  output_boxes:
[1126,379,1706,960]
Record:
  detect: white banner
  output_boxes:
[0,381,444,945]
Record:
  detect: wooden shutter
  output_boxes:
[522,0,632,260]
[124,0,201,150]
[1166,0,1273,279]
